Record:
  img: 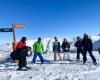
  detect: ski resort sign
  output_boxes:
[0,28,13,32]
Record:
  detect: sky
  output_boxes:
[0,0,100,43]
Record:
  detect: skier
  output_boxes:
[32,37,44,64]
[17,46,30,70]
[16,37,27,49]
[82,33,97,65]
[11,37,27,63]
[74,36,83,61]
[61,38,71,61]
[53,37,62,61]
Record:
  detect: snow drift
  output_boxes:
[0,43,12,63]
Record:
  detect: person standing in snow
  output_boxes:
[16,37,27,49]
[74,36,83,61]
[61,38,71,61]
[17,46,30,70]
[16,37,27,58]
[32,38,44,64]
[53,37,62,61]
[10,37,27,62]
[82,33,97,65]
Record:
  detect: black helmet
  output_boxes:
[54,37,58,41]
[83,33,88,38]
[38,37,41,41]
[21,37,27,41]
[77,36,80,39]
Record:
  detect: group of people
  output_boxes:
[53,37,70,61]
[10,33,97,70]
[52,33,97,65]
[74,33,97,65]
[11,37,45,70]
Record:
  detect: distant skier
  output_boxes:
[32,37,44,64]
[61,38,71,61]
[17,46,30,70]
[82,33,97,65]
[74,36,83,61]
[53,37,62,61]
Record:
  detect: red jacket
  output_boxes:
[16,41,26,49]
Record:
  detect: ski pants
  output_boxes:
[77,48,83,60]
[18,57,27,68]
[54,51,62,61]
[32,52,44,63]
[83,48,96,63]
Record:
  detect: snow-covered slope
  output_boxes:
[91,35,100,42]
[92,35,100,50]
[0,51,100,80]
[0,43,12,63]
[93,40,100,51]
[0,43,12,51]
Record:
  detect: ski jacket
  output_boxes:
[53,41,61,53]
[74,40,82,49]
[16,41,26,49]
[33,42,44,53]
[82,38,93,50]
[18,47,28,58]
[61,42,70,52]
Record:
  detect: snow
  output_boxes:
[93,40,100,51]
[0,43,12,63]
[0,36,100,80]
[0,51,100,80]
[91,35,100,42]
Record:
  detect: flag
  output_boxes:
[13,24,26,28]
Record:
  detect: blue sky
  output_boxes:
[0,0,100,43]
